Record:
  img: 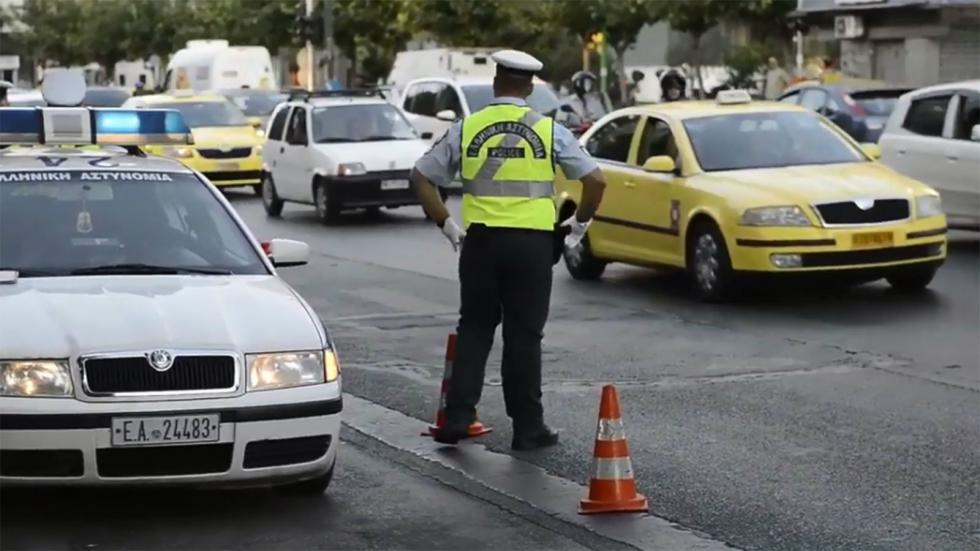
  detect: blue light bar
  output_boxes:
[0,107,193,146]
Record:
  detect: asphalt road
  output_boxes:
[230,193,979,551]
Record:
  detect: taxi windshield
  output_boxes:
[312,104,418,143]
[153,101,249,128]
[222,91,288,117]
[462,84,561,116]
[683,111,865,172]
[0,170,267,277]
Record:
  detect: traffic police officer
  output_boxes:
[411,50,607,450]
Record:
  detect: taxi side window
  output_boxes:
[636,117,678,166]
[286,106,308,146]
[268,106,291,141]
[586,115,639,164]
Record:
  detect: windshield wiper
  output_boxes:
[316,138,357,143]
[360,135,411,141]
[70,263,232,276]
[0,268,59,277]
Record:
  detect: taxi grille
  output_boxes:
[83,355,236,395]
[197,147,253,159]
[815,199,909,225]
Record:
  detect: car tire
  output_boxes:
[563,232,606,281]
[314,181,341,224]
[261,174,284,218]
[886,264,938,292]
[688,221,735,302]
[279,462,335,496]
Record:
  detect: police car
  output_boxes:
[261,89,435,223]
[0,72,341,492]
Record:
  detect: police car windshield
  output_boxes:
[683,111,865,172]
[153,101,249,128]
[462,84,561,116]
[312,104,417,143]
[222,91,288,117]
[0,170,267,277]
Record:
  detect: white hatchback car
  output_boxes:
[0,105,341,492]
[879,80,980,229]
[260,89,434,223]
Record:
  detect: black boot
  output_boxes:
[511,424,559,451]
[433,419,471,445]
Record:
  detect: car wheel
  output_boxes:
[251,184,262,196]
[688,221,735,302]
[563,232,606,280]
[886,264,938,292]
[261,174,284,217]
[279,462,335,496]
[314,181,341,224]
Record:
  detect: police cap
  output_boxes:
[492,49,543,79]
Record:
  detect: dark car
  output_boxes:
[82,86,131,107]
[778,84,911,143]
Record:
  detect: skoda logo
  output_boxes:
[854,198,876,211]
[220,146,233,153]
[147,350,174,372]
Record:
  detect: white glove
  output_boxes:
[561,214,592,248]
[439,217,466,252]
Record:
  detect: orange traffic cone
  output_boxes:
[579,384,648,514]
[423,333,492,438]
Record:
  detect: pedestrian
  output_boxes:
[764,57,790,100]
[411,50,607,450]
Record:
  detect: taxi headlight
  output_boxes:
[163,146,194,159]
[0,360,73,397]
[247,350,339,391]
[740,206,811,227]
[915,195,943,219]
[255,128,265,138]
[338,162,367,176]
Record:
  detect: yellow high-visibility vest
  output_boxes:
[459,103,555,231]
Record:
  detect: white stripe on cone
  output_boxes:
[590,457,635,480]
[595,418,626,441]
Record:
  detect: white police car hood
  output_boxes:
[313,139,429,173]
[0,275,324,359]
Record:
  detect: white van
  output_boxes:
[164,40,276,92]
[387,48,498,93]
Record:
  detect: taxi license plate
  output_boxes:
[852,231,893,248]
[217,161,240,171]
[111,414,220,447]
[381,179,409,190]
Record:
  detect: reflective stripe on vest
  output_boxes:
[460,104,556,231]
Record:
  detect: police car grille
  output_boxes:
[83,356,236,394]
[815,199,909,225]
[197,147,252,159]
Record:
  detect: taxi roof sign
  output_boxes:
[716,90,753,105]
[0,107,193,146]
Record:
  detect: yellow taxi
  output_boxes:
[556,91,947,301]
[121,93,263,191]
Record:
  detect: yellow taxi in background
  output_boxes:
[121,93,263,192]
[556,91,947,301]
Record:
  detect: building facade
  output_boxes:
[797,0,980,86]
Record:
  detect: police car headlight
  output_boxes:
[247,350,339,391]
[740,206,812,227]
[163,146,194,159]
[338,162,367,176]
[0,360,73,397]
[915,195,943,219]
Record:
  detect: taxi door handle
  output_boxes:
[623,181,636,189]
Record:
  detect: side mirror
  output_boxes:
[642,155,676,174]
[420,131,434,140]
[860,143,882,160]
[971,124,980,142]
[436,109,457,122]
[248,116,263,129]
[263,238,309,267]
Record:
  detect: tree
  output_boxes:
[334,0,412,85]
[663,0,732,97]
[77,0,132,80]
[730,0,797,61]
[13,0,87,68]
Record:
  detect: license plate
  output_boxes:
[380,179,409,190]
[111,414,220,447]
[217,161,240,171]
[852,231,893,248]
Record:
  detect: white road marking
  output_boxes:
[343,393,739,551]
